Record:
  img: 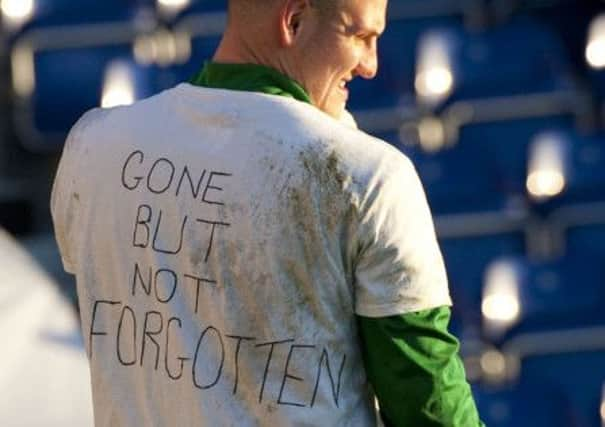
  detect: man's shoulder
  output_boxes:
[243,91,413,170]
[241,92,418,191]
[65,85,182,146]
[299,111,415,183]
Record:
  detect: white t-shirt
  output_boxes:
[51,84,451,427]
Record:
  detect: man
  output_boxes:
[52,0,484,425]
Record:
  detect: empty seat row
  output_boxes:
[437,216,605,340]
[376,125,605,216]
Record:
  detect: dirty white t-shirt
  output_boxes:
[51,84,451,427]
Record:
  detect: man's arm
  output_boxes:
[350,151,483,425]
[358,307,484,426]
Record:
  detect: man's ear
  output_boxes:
[279,0,311,47]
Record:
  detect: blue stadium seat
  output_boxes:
[33,47,131,134]
[492,254,605,341]
[8,0,162,151]
[592,69,605,101]
[560,131,605,204]
[436,17,574,106]
[401,18,584,210]
[512,347,605,426]
[22,0,151,28]
[377,128,544,214]
[21,48,161,151]
[565,221,605,263]
[473,380,579,426]
[524,130,605,213]
[374,109,577,215]
[459,116,576,198]
[440,228,526,338]
[375,131,507,213]
[410,140,517,213]
[508,0,603,75]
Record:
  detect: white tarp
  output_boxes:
[0,228,93,427]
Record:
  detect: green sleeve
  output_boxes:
[358,307,485,427]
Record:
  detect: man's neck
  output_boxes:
[189,62,312,105]
[213,26,278,69]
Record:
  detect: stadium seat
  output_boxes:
[21,0,152,29]
[591,69,605,102]
[527,130,605,209]
[460,116,576,198]
[564,132,605,203]
[373,98,579,216]
[585,13,605,100]
[440,227,526,338]
[33,47,132,132]
[510,346,605,426]
[377,128,537,214]
[16,45,161,151]
[410,139,519,213]
[409,19,586,197]
[473,380,579,426]
[404,17,585,206]
[521,255,605,330]
[7,0,164,151]
[427,17,575,107]
[565,220,605,263]
[484,254,605,342]
[511,0,603,75]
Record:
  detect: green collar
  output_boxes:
[190,62,312,105]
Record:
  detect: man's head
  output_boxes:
[216,0,388,119]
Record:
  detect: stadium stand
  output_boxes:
[440,18,574,104]
[474,252,605,425]
[25,47,134,147]
[473,380,579,426]
[550,203,605,262]
[3,0,155,40]
[481,255,605,341]
[438,216,527,339]
[526,130,605,210]
[495,342,605,427]
[8,5,158,150]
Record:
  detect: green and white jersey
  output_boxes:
[51,83,451,426]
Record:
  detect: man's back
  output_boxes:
[52,84,450,426]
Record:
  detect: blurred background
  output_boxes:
[1,0,605,425]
